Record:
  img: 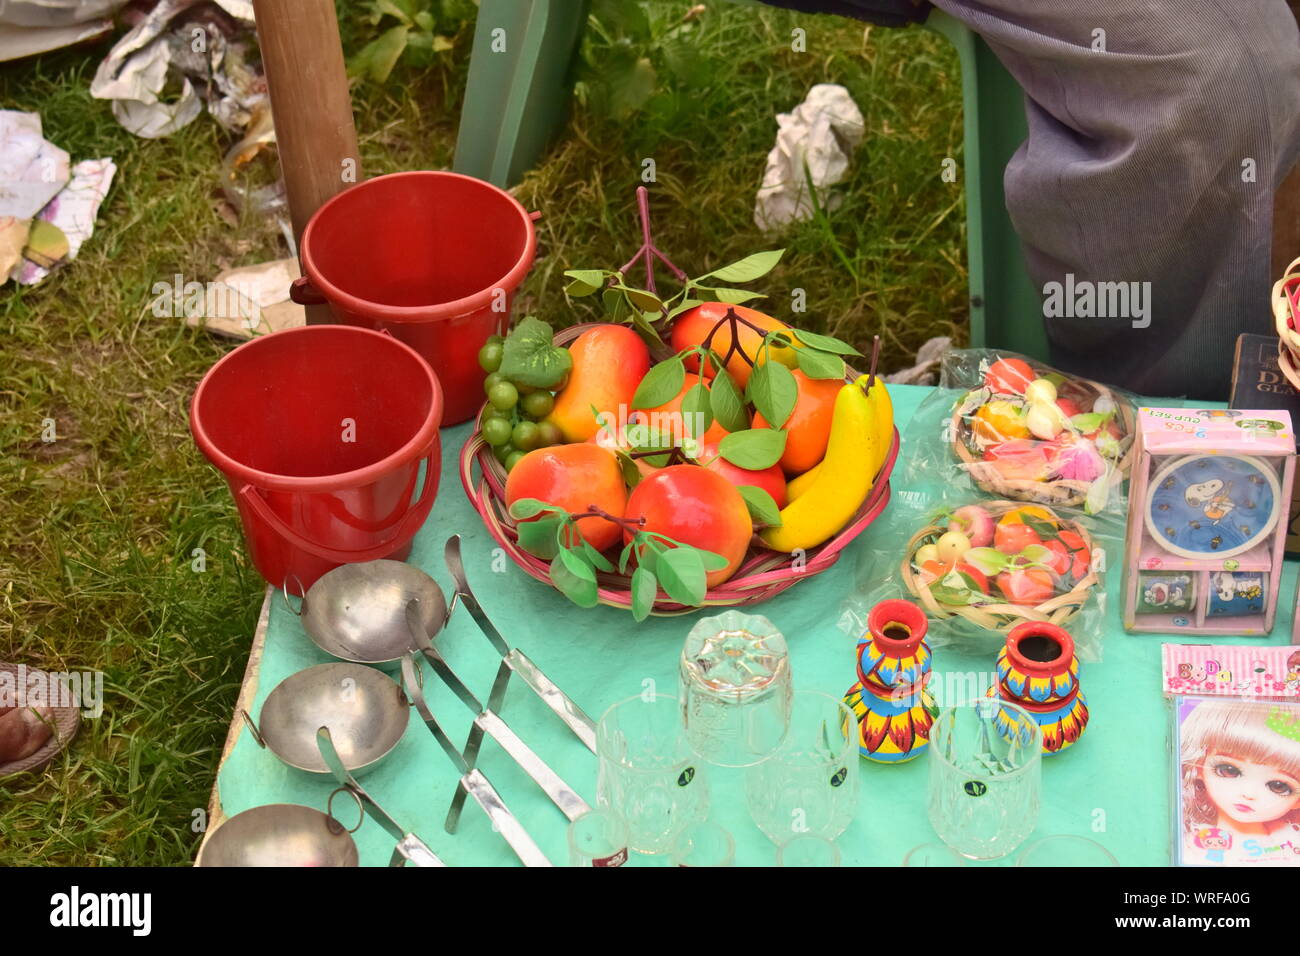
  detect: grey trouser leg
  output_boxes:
[931,0,1300,399]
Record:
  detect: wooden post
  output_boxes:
[252,0,361,325]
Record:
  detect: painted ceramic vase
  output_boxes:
[843,598,935,764]
[988,621,1088,755]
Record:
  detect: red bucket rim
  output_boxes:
[189,325,443,492]
[299,170,538,323]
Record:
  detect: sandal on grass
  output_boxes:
[0,663,82,777]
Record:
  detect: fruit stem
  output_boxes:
[864,335,881,391]
[572,505,646,530]
[617,186,688,296]
[700,307,763,371]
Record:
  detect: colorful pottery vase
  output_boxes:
[988,621,1088,755]
[843,599,935,763]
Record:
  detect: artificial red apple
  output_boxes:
[994,521,1042,555]
[997,568,1055,605]
[947,505,994,548]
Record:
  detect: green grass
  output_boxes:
[0,2,963,864]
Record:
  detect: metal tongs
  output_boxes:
[397,654,552,867]
[442,536,597,833]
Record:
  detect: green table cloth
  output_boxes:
[213,384,1298,866]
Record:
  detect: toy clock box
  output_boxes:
[1123,408,1296,635]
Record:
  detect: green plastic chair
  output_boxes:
[452,2,1046,360]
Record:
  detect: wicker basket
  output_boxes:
[899,501,1099,634]
[460,324,899,615]
[1272,256,1300,390]
[951,371,1137,508]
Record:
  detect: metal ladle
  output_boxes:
[197,803,359,867]
[239,662,443,866]
[316,726,445,867]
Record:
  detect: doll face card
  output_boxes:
[1175,696,1300,867]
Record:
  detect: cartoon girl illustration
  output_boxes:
[1181,699,1300,865]
[1193,827,1231,864]
[1286,650,1300,693]
[1185,479,1235,523]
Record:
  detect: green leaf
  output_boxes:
[615,450,643,489]
[961,547,1010,577]
[630,310,666,347]
[708,287,767,305]
[655,547,707,605]
[550,549,599,608]
[1021,514,1058,541]
[499,316,573,388]
[632,357,686,409]
[582,541,616,573]
[1019,544,1053,566]
[794,347,846,380]
[618,540,637,575]
[607,55,657,118]
[508,498,559,520]
[517,514,563,560]
[375,0,414,25]
[789,329,861,356]
[738,485,782,527]
[667,298,705,320]
[1069,412,1106,433]
[347,24,410,82]
[680,382,712,441]
[705,249,785,284]
[708,368,748,434]
[616,285,664,314]
[564,269,606,296]
[719,428,787,470]
[602,286,630,321]
[630,566,657,622]
[413,10,434,31]
[746,360,797,428]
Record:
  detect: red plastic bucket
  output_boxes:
[290,170,538,426]
[190,325,443,590]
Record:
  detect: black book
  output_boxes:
[1228,333,1300,556]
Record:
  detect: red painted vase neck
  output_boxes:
[1005,621,1075,677]
[866,599,928,656]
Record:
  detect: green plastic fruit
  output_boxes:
[537,421,563,447]
[488,381,519,412]
[521,391,555,420]
[478,341,504,373]
[483,371,506,395]
[482,418,513,447]
[505,450,527,471]
[512,420,541,451]
[493,443,513,465]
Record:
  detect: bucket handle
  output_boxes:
[289,276,328,306]
[236,451,437,565]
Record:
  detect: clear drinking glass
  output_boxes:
[671,822,735,867]
[1016,835,1119,867]
[928,699,1042,860]
[777,835,841,867]
[745,690,858,844]
[597,693,709,855]
[680,611,792,767]
[902,843,968,867]
[567,809,629,867]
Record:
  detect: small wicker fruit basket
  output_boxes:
[1272,255,1300,389]
[461,328,899,615]
[900,500,1099,634]
[952,370,1137,509]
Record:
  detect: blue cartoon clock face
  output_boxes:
[1145,455,1281,559]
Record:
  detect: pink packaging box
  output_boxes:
[1123,408,1296,636]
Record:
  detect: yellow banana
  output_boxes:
[761,380,883,552]
[786,375,894,502]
